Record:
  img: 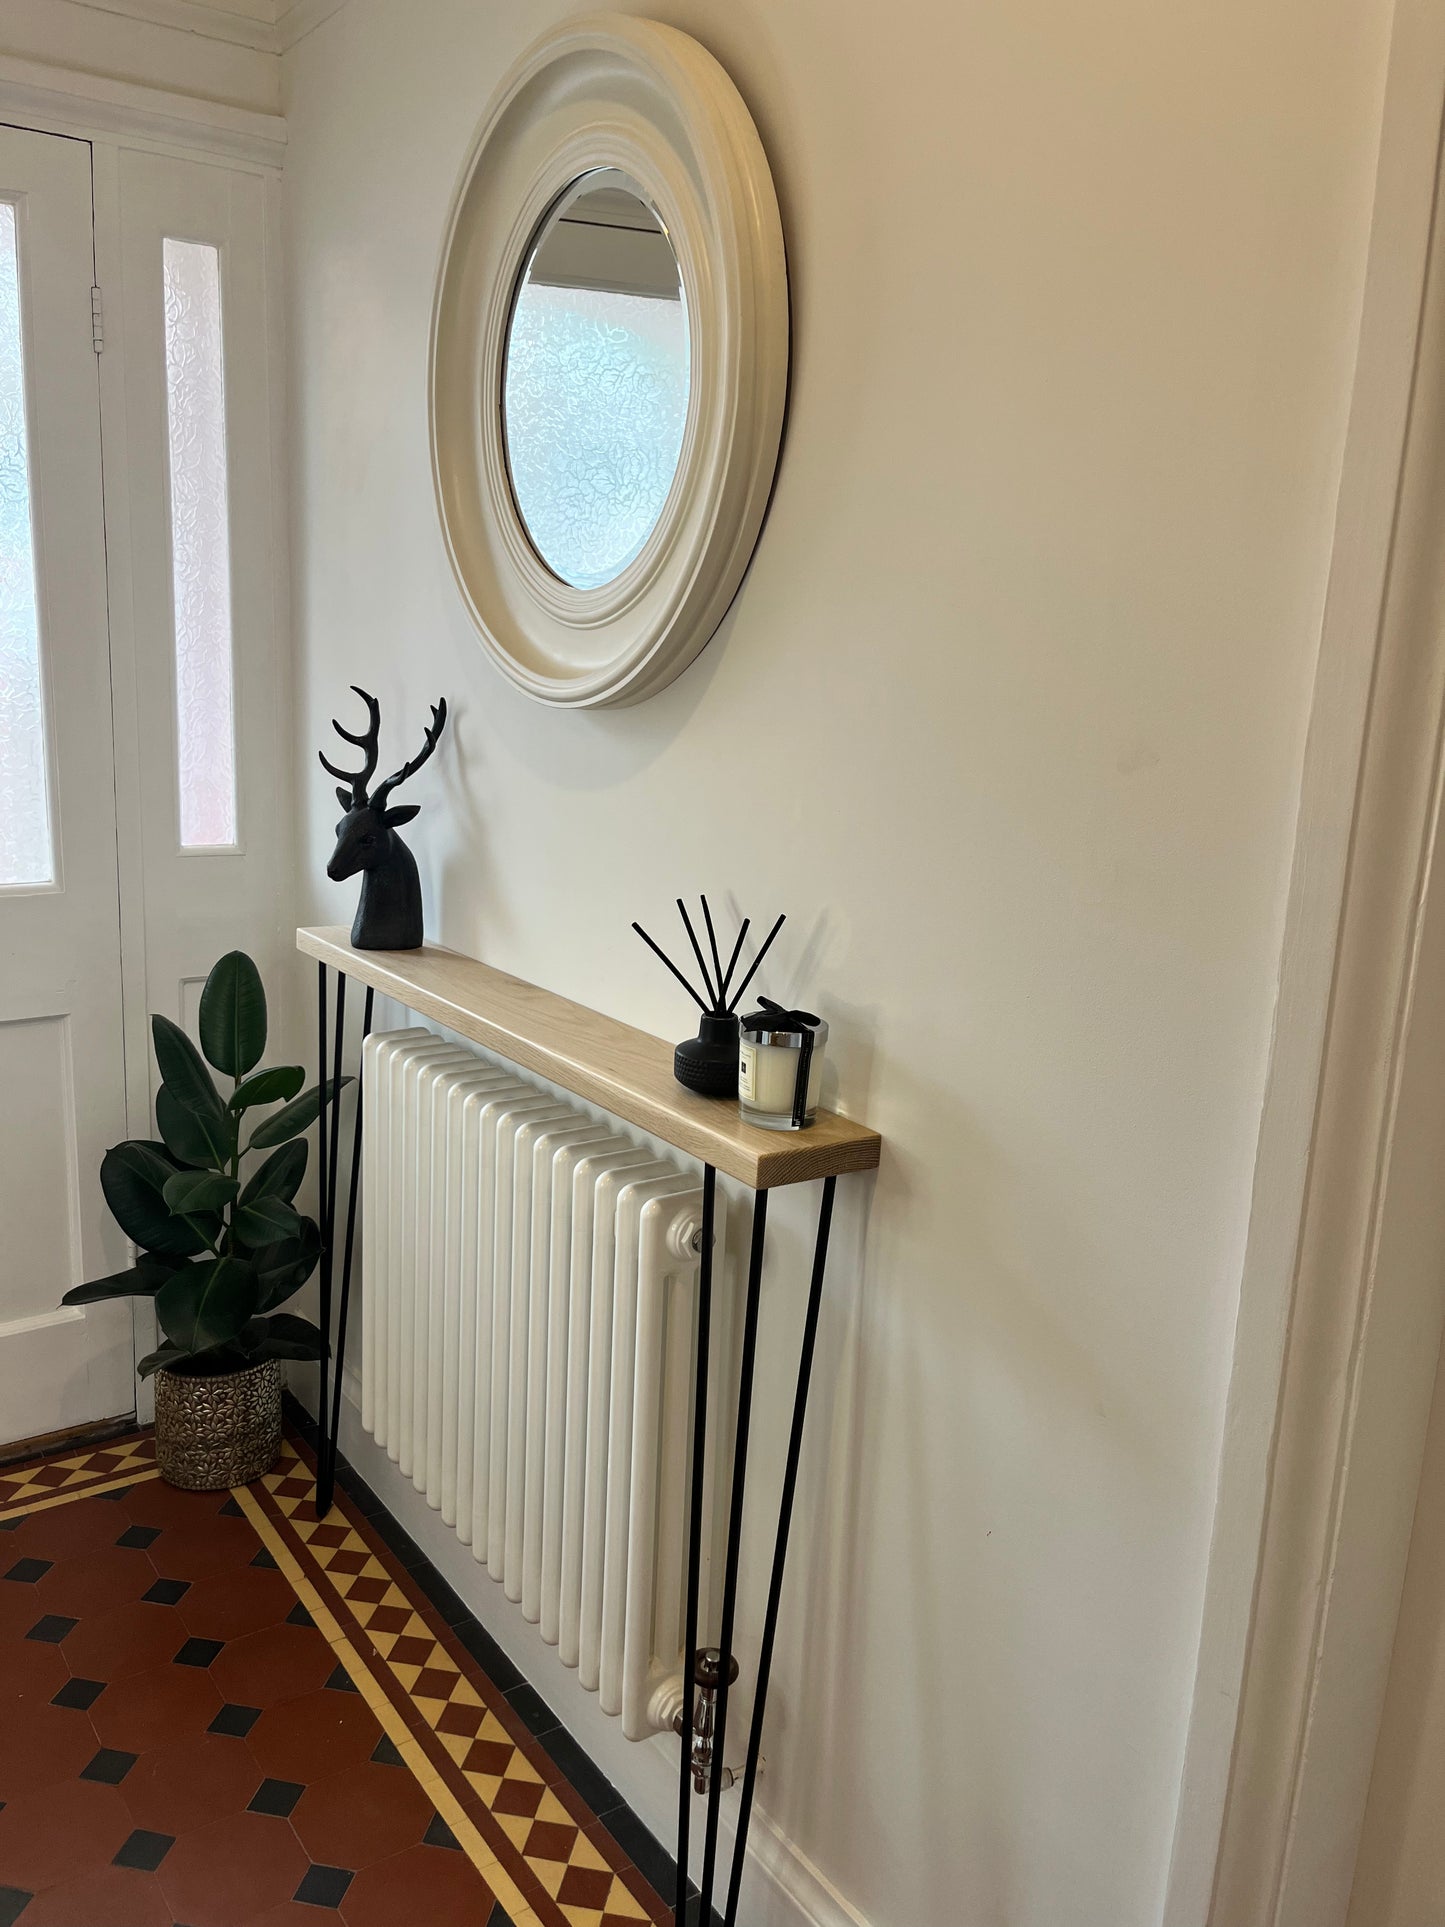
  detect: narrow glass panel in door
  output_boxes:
[0,127,133,1446]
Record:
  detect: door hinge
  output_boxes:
[91,284,103,354]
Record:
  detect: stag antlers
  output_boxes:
[319,688,448,811]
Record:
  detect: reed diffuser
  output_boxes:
[633,898,786,1098]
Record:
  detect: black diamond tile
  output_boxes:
[537,1722,619,1818]
[324,1663,357,1694]
[370,1735,404,1767]
[25,1614,76,1644]
[208,1703,261,1738]
[217,1497,243,1519]
[52,1676,104,1711]
[80,1747,138,1786]
[486,1905,515,1927]
[4,1557,51,1583]
[250,1548,278,1571]
[100,1486,130,1502]
[173,1637,223,1668]
[0,1518,20,1532]
[454,1618,522,1693]
[248,1778,303,1818]
[0,1887,32,1927]
[293,1864,353,1907]
[116,1524,159,1549]
[113,1829,173,1871]
[143,1578,190,1606]
[504,1682,558,1737]
[423,1812,460,1851]
[286,1601,314,1628]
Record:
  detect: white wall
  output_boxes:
[281,2,1394,1922]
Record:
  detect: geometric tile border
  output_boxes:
[246,1436,668,1927]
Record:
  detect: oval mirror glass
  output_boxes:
[502,170,690,592]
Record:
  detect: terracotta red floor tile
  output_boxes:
[339,1839,500,1927]
[62,1597,190,1681]
[0,1696,101,1799]
[246,1683,383,1783]
[157,1808,310,1926]
[32,1542,158,1620]
[290,1756,434,1869]
[0,1628,67,1705]
[18,1863,173,1926]
[88,1655,223,1753]
[121,1730,262,1835]
[0,1776,134,1890]
[178,1562,296,1641]
[9,1494,134,1562]
[0,1429,671,1927]
[208,1620,335,1707]
[150,1515,260,1582]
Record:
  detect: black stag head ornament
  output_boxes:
[320,688,448,951]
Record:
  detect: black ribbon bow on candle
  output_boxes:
[746,998,823,1127]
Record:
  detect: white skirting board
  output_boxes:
[300,1371,876,1927]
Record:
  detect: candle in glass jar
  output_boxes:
[738,1008,828,1130]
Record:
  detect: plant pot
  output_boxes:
[153,1358,283,1491]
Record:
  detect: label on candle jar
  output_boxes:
[738,1042,757,1102]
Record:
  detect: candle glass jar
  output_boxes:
[738,1012,828,1130]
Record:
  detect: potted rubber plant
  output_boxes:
[61,951,347,1490]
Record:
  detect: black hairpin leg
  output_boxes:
[319,984,374,1515]
[315,963,333,1500]
[722,1175,836,1927]
[676,1164,717,1926]
[696,1189,769,1926]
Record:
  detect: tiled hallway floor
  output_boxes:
[0,1428,670,1927]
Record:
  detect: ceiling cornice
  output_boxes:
[0,50,287,167]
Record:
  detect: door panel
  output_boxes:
[0,126,133,1443]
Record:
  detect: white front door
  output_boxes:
[0,125,134,1445]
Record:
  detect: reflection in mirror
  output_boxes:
[502,171,690,592]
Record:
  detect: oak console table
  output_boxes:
[298,925,882,1927]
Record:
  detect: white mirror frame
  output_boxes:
[428,14,789,708]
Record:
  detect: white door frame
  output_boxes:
[1164,2,1445,1921]
[0,63,292,1431]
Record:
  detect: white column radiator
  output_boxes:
[359,1026,728,1740]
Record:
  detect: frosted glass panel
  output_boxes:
[502,173,689,592]
[505,284,689,589]
[0,202,55,888]
[163,238,237,849]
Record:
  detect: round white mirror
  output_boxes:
[429,16,788,707]
[502,170,690,592]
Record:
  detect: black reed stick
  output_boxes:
[677,898,719,1007]
[632,922,709,1011]
[718,917,750,1004]
[701,896,725,1007]
[727,913,787,1013]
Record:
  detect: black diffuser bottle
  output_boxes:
[633,898,787,1101]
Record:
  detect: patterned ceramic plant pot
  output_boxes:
[153,1359,283,1490]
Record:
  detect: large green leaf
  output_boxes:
[100,1142,212,1258]
[199,952,267,1077]
[254,1220,321,1311]
[247,1311,327,1362]
[137,1343,185,1380]
[62,1256,179,1305]
[152,1015,225,1126]
[156,1084,230,1170]
[162,1170,238,1215]
[248,1077,352,1150]
[156,1255,258,1354]
[239,1140,307,1208]
[232,1197,301,1250]
[229,1065,305,1113]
